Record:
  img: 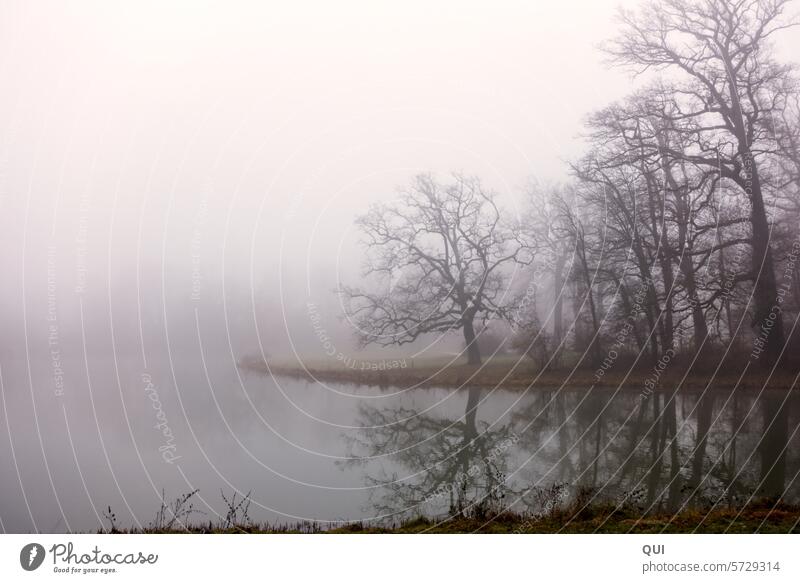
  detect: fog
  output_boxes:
[2,0,800,533]
[0,0,644,360]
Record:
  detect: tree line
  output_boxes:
[345,0,800,372]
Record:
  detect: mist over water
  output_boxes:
[2,0,800,535]
[2,349,798,532]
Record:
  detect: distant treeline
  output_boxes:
[344,0,800,374]
[511,0,800,372]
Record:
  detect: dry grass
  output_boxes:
[240,354,799,392]
[101,498,800,534]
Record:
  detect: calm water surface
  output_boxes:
[1,355,798,532]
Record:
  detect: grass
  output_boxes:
[100,493,800,534]
[239,353,800,392]
[327,504,800,533]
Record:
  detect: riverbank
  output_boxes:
[329,502,800,533]
[239,355,800,392]
[106,500,800,533]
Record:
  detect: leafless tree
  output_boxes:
[341,388,519,520]
[577,89,755,355]
[604,0,799,365]
[343,173,529,365]
[517,183,576,368]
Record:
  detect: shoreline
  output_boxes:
[94,501,800,534]
[239,359,800,392]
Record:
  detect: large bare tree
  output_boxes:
[343,173,528,365]
[605,0,798,365]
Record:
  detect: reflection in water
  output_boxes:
[348,387,800,522]
[1,352,798,532]
[343,387,520,519]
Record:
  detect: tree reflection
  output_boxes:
[342,386,520,520]
[343,386,799,522]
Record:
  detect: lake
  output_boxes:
[1,354,798,532]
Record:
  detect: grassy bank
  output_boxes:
[240,355,799,392]
[93,488,800,534]
[329,502,800,533]
[103,500,800,534]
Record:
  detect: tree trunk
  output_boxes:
[690,392,714,489]
[577,231,603,367]
[647,147,676,354]
[618,282,646,353]
[646,394,666,508]
[759,392,789,499]
[659,144,702,350]
[743,150,785,366]
[552,250,566,368]
[676,202,709,356]
[682,255,709,349]
[463,318,482,365]
[634,254,661,364]
[717,245,737,347]
[725,60,786,363]
[665,395,681,512]
[464,386,481,440]
[453,386,482,516]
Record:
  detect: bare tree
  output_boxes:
[341,387,518,519]
[343,173,528,365]
[552,189,607,367]
[605,0,799,365]
[519,183,576,368]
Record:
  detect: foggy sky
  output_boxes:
[0,0,798,359]
[2,0,800,535]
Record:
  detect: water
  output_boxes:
[1,354,798,532]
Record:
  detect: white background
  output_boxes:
[1,534,798,582]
